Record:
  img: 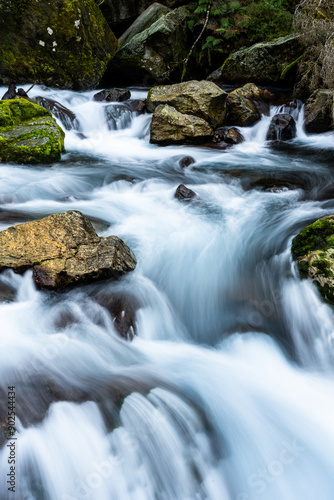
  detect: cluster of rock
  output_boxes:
[146,80,297,147]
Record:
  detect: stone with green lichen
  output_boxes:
[105,6,190,85]
[218,34,303,86]
[0,0,118,89]
[0,99,65,164]
[292,215,334,304]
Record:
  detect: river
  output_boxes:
[0,84,334,500]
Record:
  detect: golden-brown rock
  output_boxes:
[0,211,136,289]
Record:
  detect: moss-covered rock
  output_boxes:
[105,6,190,85]
[0,99,65,164]
[0,210,136,289]
[150,104,214,145]
[0,0,118,89]
[119,3,171,48]
[292,215,334,303]
[219,34,303,86]
[99,0,184,37]
[147,80,227,128]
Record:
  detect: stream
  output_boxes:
[1,84,334,500]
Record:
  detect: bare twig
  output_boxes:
[181,1,212,81]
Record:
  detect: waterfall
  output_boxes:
[1,84,334,500]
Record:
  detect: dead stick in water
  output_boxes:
[26,82,36,94]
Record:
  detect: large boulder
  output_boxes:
[304,90,334,134]
[293,0,334,97]
[218,34,303,86]
[292,215,334,304]
[99,0,184,36]
[0,211,136,289]
[105,6,190,85]
[147,80,227,128]
[0,99,65,164]
[150,104,214,145]
[266,114,297,141]
[119,3,171,48]
[0,0,118,89]
[225,83,272,127]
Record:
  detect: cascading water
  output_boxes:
[1,85,334,500]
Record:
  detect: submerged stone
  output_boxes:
[0,210,136,289]
[266,114,297,141]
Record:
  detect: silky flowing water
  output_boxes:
[1,85,334,500]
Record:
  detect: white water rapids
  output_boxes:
[1,85,334,499]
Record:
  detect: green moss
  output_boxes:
[297,259,309,278]
[291,217,334,259]
[0,0,118,89]
[0,100,65,164]
[280,54,304,81]
[312,258,333,277]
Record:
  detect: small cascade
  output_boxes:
[104,104,133,130]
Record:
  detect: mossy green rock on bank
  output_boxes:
[219,34,303,86]
[292,216,334,303]
[0,99,65,164]
[0,0,118,89]
[0,210,137,290]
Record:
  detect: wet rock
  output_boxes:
[93,89,131,103]
[0,99,65,164]
[128,99,146,114]
[292,215,334,304]
[219,34,303,86]
[34,96,78,130]
[179,156,195,168]
[0,210,136,289]
[105,7,190,85]
[95,292,139,340]
[213,127,244,144]
[304,90,334,134]
[0,0,118,90]
[1,84,16,100]
[266,114,297,141]
[147,80,227,128]
[225,128,244,144]
[226,84,273,127]
[174,184,196,201]
[150,104,214,145]
[0,280,16,303]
